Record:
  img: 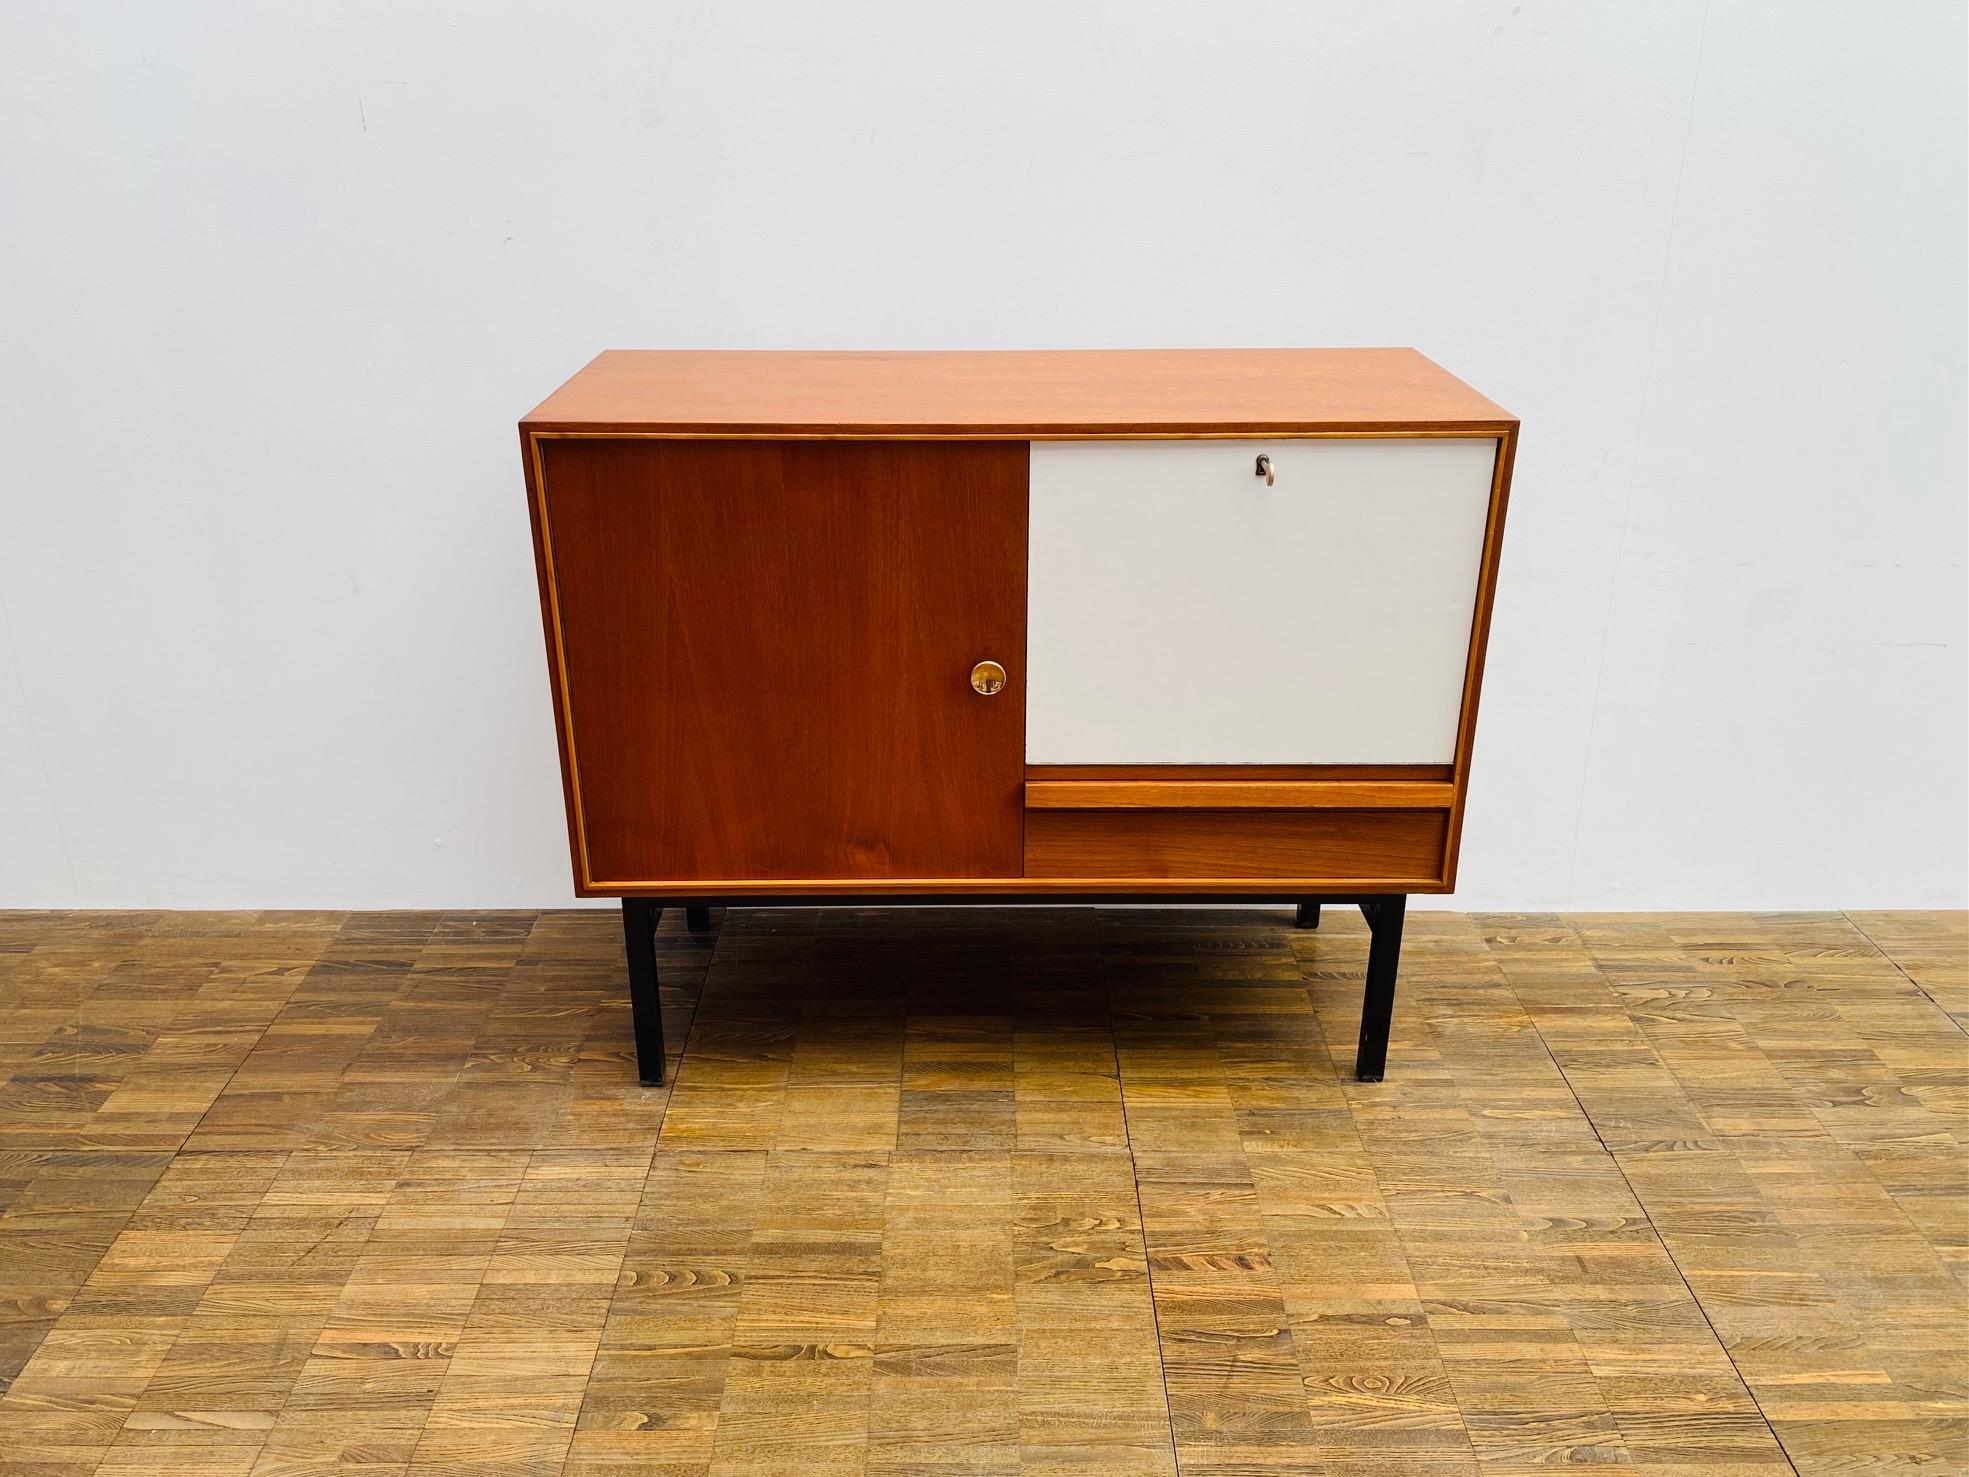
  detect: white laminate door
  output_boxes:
[1025,438,1498,764]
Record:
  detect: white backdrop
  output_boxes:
[2,1,1963,911]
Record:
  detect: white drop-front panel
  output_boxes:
[1025,438,1497,764]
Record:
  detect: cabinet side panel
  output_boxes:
[523,429,587,889]
[1443,427,1516,889]
[538,438,1028,886]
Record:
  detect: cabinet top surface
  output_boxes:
[522,348,1515,437]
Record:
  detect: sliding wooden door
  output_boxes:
[535,437,1028,889]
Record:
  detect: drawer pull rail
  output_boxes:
[1023,780,1456,810]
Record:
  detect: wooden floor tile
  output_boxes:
[0,904,1961,1473]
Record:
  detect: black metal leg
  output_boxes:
[1295,901,1321,929]
[685,905,712,934]
[1354,895,1407,1082]
[622,898,666,1086]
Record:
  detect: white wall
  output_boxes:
[1,1,1962,911]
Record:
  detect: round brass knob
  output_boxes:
[969,660,1007,696]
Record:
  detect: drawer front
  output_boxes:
[1023,807,1450,885]
[1026,438,1498,764]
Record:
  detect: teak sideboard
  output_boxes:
[521,349,1517,1085]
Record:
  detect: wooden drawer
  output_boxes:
[1022,806,1450,886]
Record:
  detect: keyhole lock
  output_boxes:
[1255,454,1275,486]
[970,660,1007,696]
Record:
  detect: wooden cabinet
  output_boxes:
[522,349,1517,1084]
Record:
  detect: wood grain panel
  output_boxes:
[1024,780,1456,810]
[522,348,1515,436]
[1023,808,1448,883]
[538,437,1027,887]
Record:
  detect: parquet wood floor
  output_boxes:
[0,906,1961,1475]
